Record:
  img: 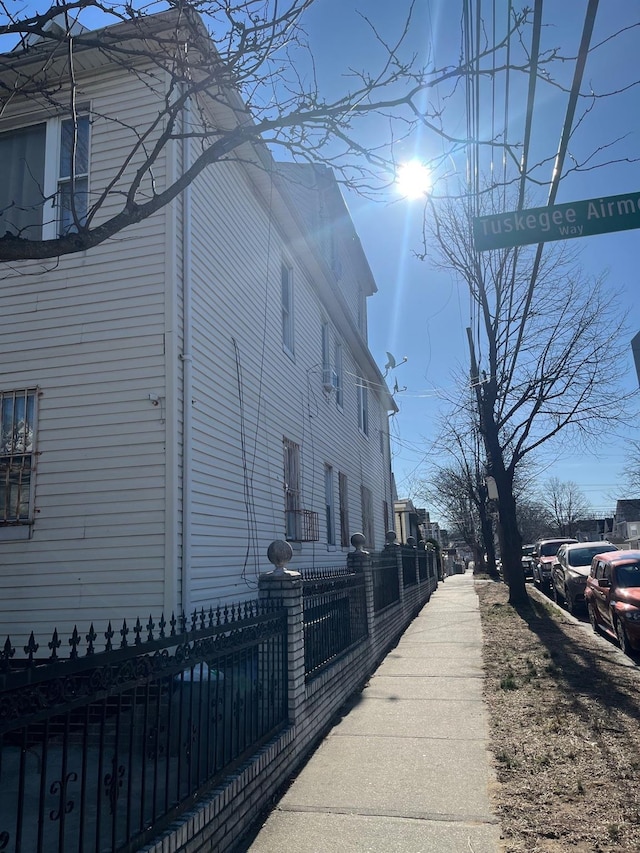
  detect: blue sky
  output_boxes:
[305,0,640,518]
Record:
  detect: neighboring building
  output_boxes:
[0,13,396,642]
[394,498,422,544]
[612,500,640,546]
[573,517,614,542]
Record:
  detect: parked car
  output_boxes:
[521,544,536,580]
[551,541,617,614]
[532,537,578,592]
[585,550,640,656]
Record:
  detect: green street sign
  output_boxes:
[473,191,640,251]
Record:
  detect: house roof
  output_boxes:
[615,500,640,522]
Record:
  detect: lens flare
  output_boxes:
[396,160,432,199]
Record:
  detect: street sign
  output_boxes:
[473,191,640,251]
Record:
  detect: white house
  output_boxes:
[0,13,397,644]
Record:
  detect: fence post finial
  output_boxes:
[266,540,298,576]
[350,532,367,554]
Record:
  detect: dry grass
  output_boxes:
[476,578,640,853]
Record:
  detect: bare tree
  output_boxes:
[540,477,592,538]
[623,441,640,496]
[516,496,554,545]
[426,195,630,604]
[414,419,499,577]
[0,2,579,263]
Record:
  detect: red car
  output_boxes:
[585,550,640,656]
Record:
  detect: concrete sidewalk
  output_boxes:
[245,571,503,853]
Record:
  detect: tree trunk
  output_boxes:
[494,468,527,605]
[479,501,499,579]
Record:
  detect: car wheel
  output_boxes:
[565,591,575,615]
[588,604,600,634]
[552,583,561,605]
[616,618,632,656]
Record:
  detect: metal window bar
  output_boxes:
[285,508,319,542]
[0,600,288,853]
[0,389,35,523]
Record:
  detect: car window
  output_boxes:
[540,543,560,557]
[615,563,640,587]
[568,546,613,567]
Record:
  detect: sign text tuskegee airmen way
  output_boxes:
[473,191,640,252]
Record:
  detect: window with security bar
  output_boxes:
[283,437,319,542]
[1,389,37,525]
[283,437,301,540]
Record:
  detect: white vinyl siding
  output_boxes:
[0,68,171,642]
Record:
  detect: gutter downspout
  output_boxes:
[181,95,193,618]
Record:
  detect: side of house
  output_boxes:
[0,17,396,646]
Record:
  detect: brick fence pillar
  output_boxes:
[347,532,374,646]
[259,540,305,724]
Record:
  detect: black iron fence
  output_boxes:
[302,566,368,680]
[0,601,288,853]
[371,550,401,613]
[401,545,418,588]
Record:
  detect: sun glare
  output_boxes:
[396,160,432,200]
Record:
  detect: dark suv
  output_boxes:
[532,537,577,593]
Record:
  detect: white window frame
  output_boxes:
[281,262,295,356]
[325,464,335,546]
[0,388,38,541]
[57,113,90,236]
[0,111,90,241]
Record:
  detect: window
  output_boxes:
[361,484,374,550]
[357,376,369,435]
[339,472,349,547]
[0,114,89,240]
[324,464,335,545]
[0,123,46,239]
[281,263,294,355]
[1,389,37,527]
[58,115,90,235]
[321,321,331,388]
[283,437,301,540]
[334,342,343,408]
